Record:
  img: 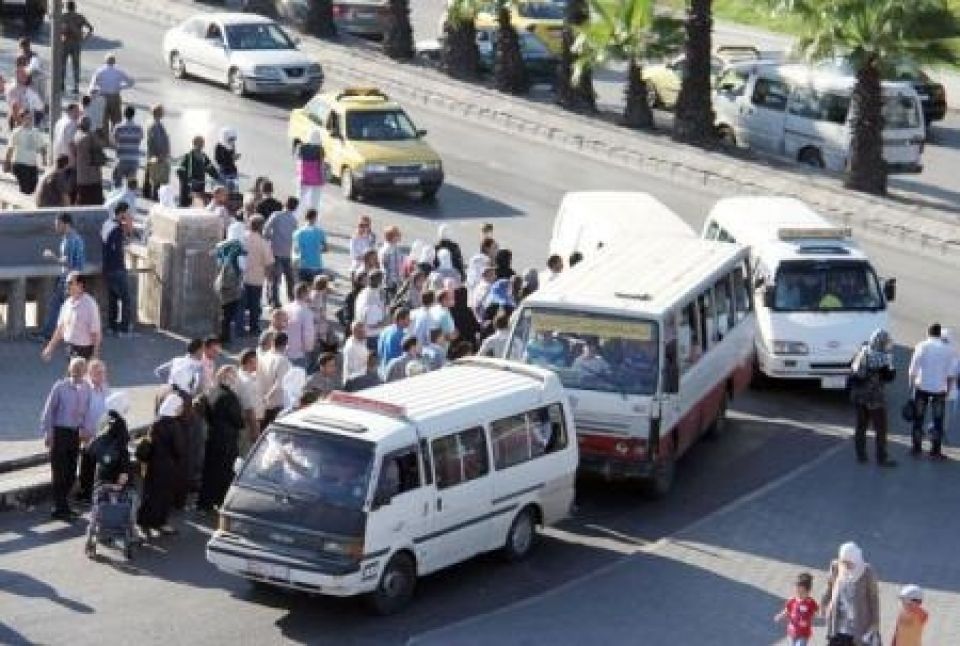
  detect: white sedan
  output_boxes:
[162,12,323,97]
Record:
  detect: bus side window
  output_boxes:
[714,276,734,337]
[431,427,489,489]
[698,291,715,350]
[376,446,421,503]
[679,302,701,371]
[733,265,753,321]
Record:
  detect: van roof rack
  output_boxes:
[325,391,407,419]
[777,226,852,241]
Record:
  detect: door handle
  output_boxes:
[436,498,443,512]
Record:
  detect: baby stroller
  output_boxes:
[85,484,138,560]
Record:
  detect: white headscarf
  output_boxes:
[227,220,245,243]
[437,248,453,271]
[838,541,866,584]
[158,393,184,418]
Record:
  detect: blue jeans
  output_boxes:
[41,275,66,339]
[105,270,133,333]
[243,284,263,335]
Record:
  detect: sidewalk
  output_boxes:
[413,439,960,645]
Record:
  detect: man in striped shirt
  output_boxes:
[111,105,142,189]
[40,213,86,341]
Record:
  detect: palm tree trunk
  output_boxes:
[557,0,597,113]
[624,60,654,130]
[384,0,415,62]
[845,59,886,195]
[442,17,481,81]
[494,7,529,95]
[307,0,336,39]
[673,0,714,145]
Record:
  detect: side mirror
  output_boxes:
[883,278,897,302]
[233,456,244,475]
[416,129,427,137]
[762,285,775,309]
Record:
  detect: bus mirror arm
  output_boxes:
[883,278,897,302]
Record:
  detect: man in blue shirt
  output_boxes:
[40,212,86,341]
[101,201,134,335]
[377,307,410,379]
[292,208,326,283]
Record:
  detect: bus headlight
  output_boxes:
[772,340,809,355]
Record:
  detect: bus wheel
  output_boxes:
[367,552,416,615]
[646,452,675,498]
[705,391,730,440]
[502,506,538,562]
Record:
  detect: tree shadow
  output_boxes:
[0,621,31,646]
[0,568,95,615]
[927,121,960,151]
[886,178,960,216]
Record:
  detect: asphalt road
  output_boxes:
[2,4,959,645]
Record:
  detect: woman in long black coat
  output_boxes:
[197,367,244,512]
[137,393,187,537]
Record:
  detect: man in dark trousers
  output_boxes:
[176,135,219,207]
[59,1,94,94]
[40,357,93,521]
[102,201,135,335]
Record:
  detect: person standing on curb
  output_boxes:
[197,366,243,513]
[236,349,262,455]
[111,105,143,189]
[102,201,135,337]
[4,110,47,195]
[241,215,274,337]
[821,542,880,646]
[260,332,291,427]
[42,272,101,361]
[88,54,135,136]
[144,104,170,200]
[74,116,106,205]
[59,1,94,94]
[908,323,956,459]
[849,328,897,466]
[292,208,326,283]
[40,357,92,522]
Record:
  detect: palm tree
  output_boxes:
[573,0,684,129]
[384,0,415,61]
[494,0,529,94]
[672,0,714,145]
[307,0,336,39]
[442,0,482,81]
[767,0,960,195]
[558,0,597,113]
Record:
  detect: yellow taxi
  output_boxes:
[287,87,444,201]
[475,1,565,56]
[643,46,760,110]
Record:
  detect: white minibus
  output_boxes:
[504,237,755,495]
[703,196,896,389]
[549,191,695,261]
[714,61,925,173]
[206,359,577,614]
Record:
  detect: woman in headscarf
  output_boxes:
[434,224,465,280]
[137,392,187,538]
[429,248,461,290]
[849,328,897,466]
[494,248,515,281]
[197,366,244,513]
[449,286,480,354]
[821,541,880,646]
[214,225,245,345]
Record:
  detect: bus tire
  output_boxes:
[705,390,730,440]
[502,506,538,562]
[367,552,416,615]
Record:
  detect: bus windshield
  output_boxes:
[772,260,883,312]
[507,309,659,396]
[239,427,374,511]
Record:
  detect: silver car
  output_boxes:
[333,0,390,40]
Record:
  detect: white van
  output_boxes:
[505,237,755,495]
[206,359,577,614]
[714,62,925,173]
[703,196,896,388]
[549,191,695,261]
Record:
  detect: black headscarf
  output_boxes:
[450,286,480,352]
[495,249,514,281]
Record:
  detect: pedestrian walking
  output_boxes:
[52,102,81,183]
[36,156,72,207]
[466,237,498,291]
[260,332,291,427]
[111,105,143,189]
[74,116,106,205]
[137,392,187,538]
[4,68,44,131]
[774,572,819,646]
[254,179,282,219]
[102,201,135,336]
[349,215,377,275]
[214,225,245,345]
[378,225,404,299]
[283,282,315,370]
[76,358,110,503]
[309,274,332,350]
[40,357,92,521]
[822,542,881,646]
[144,105,171,200]
[39,213,86,341]
[197,366,243,512]
[42,271,101,361]
[295,130,324,217]
[292,208,326,283]
[177,136,219,207]
[355,270,388,349]
[214,127,240,194]
[88,54,135,135]
[16,38,47,121]
[59,0,94,94]
[849,328,897,466]
[908,323,957,459]
[264,197,299,306]
[4,111,47,195]
[891,585,928,646]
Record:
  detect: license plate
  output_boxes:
[394,177,419,186]
[247,560,289,581]
[821,375,847,390]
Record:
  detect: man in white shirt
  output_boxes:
[283,283,315,370]
[88,53,135,134]
[342,322,370,383]
[355,270,387,348]
[908,322,957,458]
[237,349,262,455]
[260,332,292,427]
[53,103,81,166]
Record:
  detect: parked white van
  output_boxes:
[549,191,695,260]
[713,61,925,174]
[206,359,577,614]
[703,196,896,389]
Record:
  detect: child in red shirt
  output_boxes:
[774,572,819,646]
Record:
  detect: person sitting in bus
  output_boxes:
[572,340,611,381]
[778,275,806,310]
[622,339,658,390]
[319,457,367,506]
[525,330,568,368]
[819,275,845,309]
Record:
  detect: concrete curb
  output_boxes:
[0,451,47,475]
[90,0,960,265]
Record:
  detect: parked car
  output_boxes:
[287,87,444,201]
[476,1,566,55]
[333,0,390,39]
[643,46,761,110]
[416,28,559,87]
[163,12,323,97]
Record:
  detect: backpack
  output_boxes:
[214,259,242,304]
